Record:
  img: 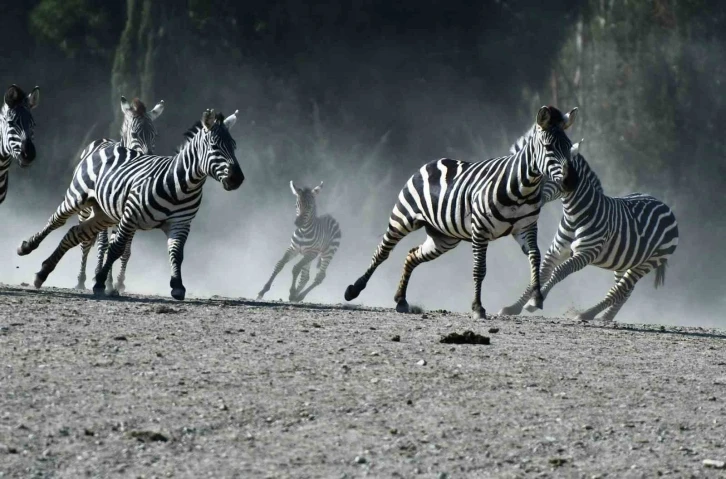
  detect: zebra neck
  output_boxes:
[515,142,544,195]
[166,147,208,195]
[297,216,317,230]
[561,162,602,213]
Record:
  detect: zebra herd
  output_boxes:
[1,83,678,322]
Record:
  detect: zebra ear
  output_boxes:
[563,107,578,130]
[571,138,584,157]
[149,100,164,120]
[27,86,40,109]
[536,106,552,129]
[312,181,323,195]
[289,181,299,196]
[224,110,239,130]
[202,109,215,130]
[120,96,133,114]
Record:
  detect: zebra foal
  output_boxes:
[257,181,342,302]
[75,95,165,292]
[344,105,578,319]
[17,109,244,300]
[0,84,40,204]
[500,139,678,322]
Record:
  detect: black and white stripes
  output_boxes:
[257,181,342,302]
[0,84,40,205]
[500,139,679,322]
[75,96,165,293]
[17,109,244,300]
[344,106,578,318]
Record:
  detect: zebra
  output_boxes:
[499,139,679,322]
[344,105,578,319]
[17,108,244,301]
[74,96,165,293]
[1,84,40,204]
[257,181,342,302]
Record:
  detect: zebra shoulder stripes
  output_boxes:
[499,140,679,322]
[0,84,40,204]
[257,181,342,302]
[344,105,578,319]
[74,96,165,293]
[17,109,244,301]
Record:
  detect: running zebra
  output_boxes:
[344,105,578,319]
[75,96,165,292]
[257,181,342,302]
[499,138,679,322]
[17,109,244,300]
[1,84,40,204]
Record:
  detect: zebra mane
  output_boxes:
[130,98,147,116]
[509,124,537,155]
[4,85,26,108]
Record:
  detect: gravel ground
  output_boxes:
[1,284,725,479]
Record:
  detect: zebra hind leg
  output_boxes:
[35,211,114,289]
[393,229,460,313]
[290,262,312,302]
[344,220,419,302]
[18,193,90,256]
[575,265,650,321]
[76,237,95,290]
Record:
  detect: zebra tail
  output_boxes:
[654,260,667,289]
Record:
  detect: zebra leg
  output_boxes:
[257,246,298,300]
[75,209,94,290]
[104,229,129,294]
[76,237,95,290]
[292,263,312,300]
[393,228,460,313]
[34,210,114,289]
[524,248,601,313]
[295,248,339,303]
[289,253,317,302]
[93,224,136,297]
[470,231,489,320]
[163,224,190,301]
[18,194,91,256]
[115,236,135,293]
[576,265,650,321]
[344,220,420,302]
[503,227,573,315]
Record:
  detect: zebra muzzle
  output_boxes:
[20,139,36,165]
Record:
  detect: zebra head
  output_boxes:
[1,85,40,167]
[200,109,244,191]
[531,105,577,192]
[290,181,322,227]
[120,96,164,154]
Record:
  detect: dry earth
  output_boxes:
[1,284,725,479]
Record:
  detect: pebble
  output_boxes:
[417,359,427,366]
[354,455,367,464]
[703,459,726,469]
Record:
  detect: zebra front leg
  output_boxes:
[18,194,91,256]
[470,232,489,320]
[291,262,312,301]
[115,235,135,293]
[289,253,317,302]
[257,246,297,300]
[162,224,190,301]
[345,220,418,302]
[576,265,650,321]
[524,247,601,313]
[93,223,136,297]
[294,248,339,303]
[393,228,460,313]
[35,212,114,289]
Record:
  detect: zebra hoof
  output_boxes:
[92,284,105,297]
[116,283,126,294]
[471,306,487,320]
[33,274,45,289]
[106,289,120,297]
[524,298,542,313]
[498,304,523,316]
[575,310,596,321]
[255,294,263,301]
[171,287,186,301]
[17,241,33,256]
[288,294,300,303]
[395,299,410,314]
[74,282,86,291]
[344,285,359,301]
